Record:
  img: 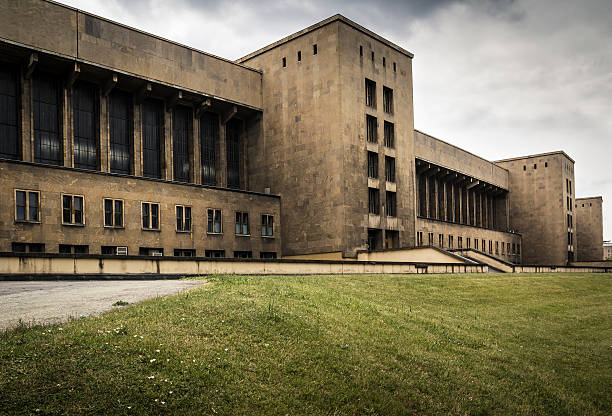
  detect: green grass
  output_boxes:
[1,273,611,415]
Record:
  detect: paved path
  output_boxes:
[0,280,204,331]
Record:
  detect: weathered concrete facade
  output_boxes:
[575,197,604,261]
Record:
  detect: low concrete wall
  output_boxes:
[570,261,612,268]
[450,249,514,273]
[513,265,612,273]
[283,247,469,264]
[0,254,487,278]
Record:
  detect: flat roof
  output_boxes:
[494,150,575,164]
[576,196,603,201]
[238,14,414,63]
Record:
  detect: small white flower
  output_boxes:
[169,391,173,394]
[150,359,156,363]
[147,376,155,379]
[58,328,63,331]
[224,348,228,352]
[156,349,160,353]
[161,401,165,405]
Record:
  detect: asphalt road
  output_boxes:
[0,279,204,331]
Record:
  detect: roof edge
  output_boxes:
[494,150,575,164]
[576,196,603,201]
[237,14,414,63]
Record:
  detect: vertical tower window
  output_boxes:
[313,44,318,55]
[382,57,386,67]
[142,99,163,179]
[282,57,286,67]
[172,105,191,182]
[385,156,395,182]
[383,86,393,114]
[365,78,376,108]
[368,188,380,215]
[384,121,394,148]
[226,118,241,189]
[72,81,98,170]
[386,191,396,217]
[62,194,84,225]
[359,45,363,56]
[200,112,218,186]
[109,90,132,174]
[366,115,377,143]
[393,62,396,72]
[371,51,375,61]
[297,51,301,62]
[0,65,20,160]
[367,151,378,178]
[33,73,62,165]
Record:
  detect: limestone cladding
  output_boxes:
[241,16,416,257]
[575,197,604,261]
[0,161,281,257]
[495,152,575,265]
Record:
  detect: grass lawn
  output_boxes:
[1,273,611,415]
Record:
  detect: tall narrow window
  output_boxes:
[385,156,395,182]
[72,81,98,170]
[367,151,378,178]
[368,188,380,215]
[313,44,318,55]
[33,73,62,165]
[15,190,40,222]
[236,212,249,235]
[297,51,301,62]
[109,90,132,174]
[384,121,394,148]
[282,57,286,67]
[176,205,192,232]
[226,118,241,189]
[104,198,123,228]
[207,209,222,234]
[393,62,396,72]
[142,99,163,179]
[142,202,160,230]
[366,115,377,143]
[365,78,376,108]
[200,112,218,186]
[382,57,386,67]
[0,65,20,160]
[386,191,396,217]
[62,194,84,225]
[383,86,393,114]
[172,106,191,182]
[261,214,274,237]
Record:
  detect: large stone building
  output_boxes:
[0,0,605,266]
[575,197,604,261]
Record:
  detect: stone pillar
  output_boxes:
[63,85,71,167]
[21,74,32,162]
[164,107,172,181]
[218,120,227,187]
[99,94,109,172]
[192,113,201,184]
[133,103,142,177]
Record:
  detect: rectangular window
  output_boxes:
[428,232,434,245]
[458,237,463,249]
[59,244,89,254]
[313,44,317,55]
[474,238,478,250]
[368,188,380,215]
[72,81,99,170]
[360,46,363,56]
[176,205,192,232]
[417,232,423,246]
[495,241,499,255]
[384,121,394,148]
[234,251,253,259]
[101,246,127,255]
[12,242,44,253]
[386,191,396,217]
[385,156,395,182]
[282,57,286,67]
[366,115,377,143]
[489,240,493,254]
[200,112,218,186]
[482,239,486,252]
[109,89,133,174]
[207,209,222,234]
[260,252,277,259]
[371,51,375,62]
[15,190,39,222]
[226,118,241,189]
[235,212,249,235]
[448,235,454,249]
[502,242,505,255]
[104,198,124,228]
[517,244,521,255]
[467,238,471,249]
[382,57,386,67]
[393,62,396,72]
[438,234,444,248]
[205,250,225,258]
[0,65,20,160]
[367,151,378,178]
[142,99,163,179]
[62,194,84,225]
[139,247,164,256]
[297,51,301,62]
[173,106,191,182]
[365,78,376,108]
[262,214,274,237]
[33,73,62,165]
[174,249,195,257]
[383,86,393,114]
[142,202,160,230]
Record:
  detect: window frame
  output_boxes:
[141,201,161,231]
[367,151,378,179]
[61,193,85,226]
[14,189,40,223]
[385,191,397,217]
[235,211,250,236]
[365,78,376,108]
[207,208,223,235]
[261,214,275,238]
[385,156,395,183]
[103,198,124,228]
[383,86,393,114]
[176,204,192,233]
[368,188,380,215]
[384,121,394,148]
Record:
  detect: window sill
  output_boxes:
[62,223,85,227]
[104,225,124,229]
[142,228,161,232]
[235,234,251,238]
[207,232,223,236]
[261,236,275,239]
[15,220,41,224]
[176,230,192,234]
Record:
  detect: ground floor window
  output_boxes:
[59,244,88,254]
[12,242,44,253]
[174,249,195,257]
[234,251,252,259]
[205,250,225,258]
[260,252,277,259]
[139,247,163,256]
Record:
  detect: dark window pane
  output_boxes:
[235,212,241,234]
[151,204,159,229]
[142,203,149,228]
[73,81,98,170]
[0,65,20,160]
[74,196,83,224]
[243,213,248,235]
[33,73,62,165]
[226,119,241,189]
[104,199,113,226]
[200,112,218,185]
[109,90,132,174]
[63,195,72,223]
[214,210,221,233]
[184,207,191,231]
[208,210,213,233]
[16,191,26,220]
[142,99,162,178]
[173,106,191,182]
[114,200,123,227]
[29,192,39,221]
[177,206,183,231]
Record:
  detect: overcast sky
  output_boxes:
[56,0,612,240]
